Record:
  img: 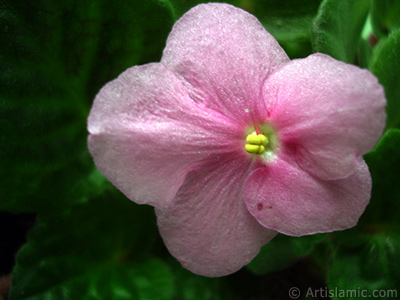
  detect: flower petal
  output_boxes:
[264,53,386,180]
[161,3,289,124]
[155,158,277,277]
[88,63,241,208]
[244,155,371,236]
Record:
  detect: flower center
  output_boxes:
[245,132,268,154]
[244,121,278,160]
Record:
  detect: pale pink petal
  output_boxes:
[161,3,289,124]
[244,154,371,236]
[88,63,242,208]
[156,158,277,277]
[264,53,386,180]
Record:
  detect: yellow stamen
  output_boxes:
[246,133,267,145]
[245,144,261,153]
[245,132,268,155]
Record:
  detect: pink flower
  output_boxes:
[88,3,386,277]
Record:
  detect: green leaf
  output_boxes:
[370,29,400,129]
[168,0,239,20]
[250,0,322,42]
[169,260,239,300]
[10,189,174,300]
[371,0,400,37]
[330,130,400,297]
[362,129,400,225]
[0,0,174,212]
[331,227,370,249]
[357,38,373,69]
[311,0,370,63]
[246,233,326,275]
[328,232,400,299]
[248,0,322,58]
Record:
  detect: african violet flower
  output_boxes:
[88,3,386,277]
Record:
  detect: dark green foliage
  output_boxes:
[10,188,174,300]
[312,0,370,63]
[0,0,174,213]
[371,0,400,37]
[370,29,400,129]
[247,234,326,275]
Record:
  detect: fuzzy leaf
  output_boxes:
[370,29,400,129]
[168,0,238,19]
[247,234,326,275]
[371,0,400,37]
[10,189,174,300]
[0,0,174,212]
[362,129,400,224]
[169,260,239,300]
[312,0,370,63]
[328,233,400,299]
[250,0,321,58]
[330,130,400,297]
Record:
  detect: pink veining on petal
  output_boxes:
[156,157,277,277]
[244,154,371,236]
[263,53,386,180]
[88,63,242,208]
[161,3,289,125]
